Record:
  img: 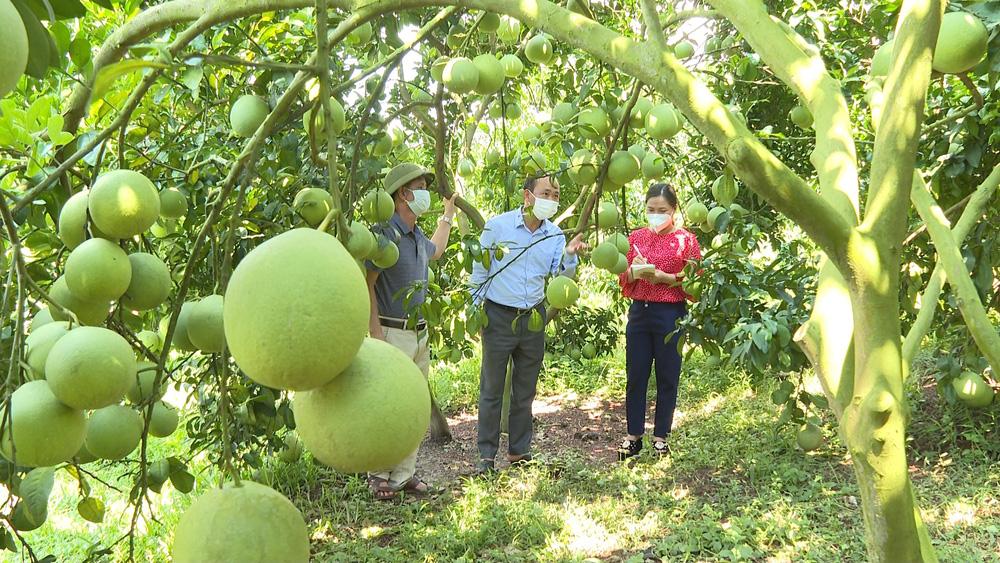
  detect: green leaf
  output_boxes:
[69,35,91,67]
[169,469,195,493]
[181,65,204,99]
[752,327,769,352]
[11,0,55,79]
[90,60,171,106]
[18,467,54,528]
[77,497,105,523]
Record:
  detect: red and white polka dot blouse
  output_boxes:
[618,227,702,303]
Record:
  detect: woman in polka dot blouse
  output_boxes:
[616,183,702,460]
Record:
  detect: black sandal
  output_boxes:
[617,438,642,461]
[652,439,670,456]
[367,476,397,501]
[399,476,433,495]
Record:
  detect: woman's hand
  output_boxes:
[632,253,648,266]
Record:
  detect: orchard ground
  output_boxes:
[19,343,1000,562]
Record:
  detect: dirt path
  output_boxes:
[414,393,628,487]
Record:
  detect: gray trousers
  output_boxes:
[478,300,546,460]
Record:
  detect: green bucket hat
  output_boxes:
[384,163,434,195]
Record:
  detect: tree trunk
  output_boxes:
[428,390,452,442]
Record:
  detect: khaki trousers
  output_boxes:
[372,325,430,489]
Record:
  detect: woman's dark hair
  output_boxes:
[645,183,678,208]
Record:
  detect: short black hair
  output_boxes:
[645,183,678,208]
[523,172,556,192]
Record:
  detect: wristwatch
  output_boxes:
[440,215,454,225]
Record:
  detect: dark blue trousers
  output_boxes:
[625,300,686,438]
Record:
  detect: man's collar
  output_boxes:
[390,212,414,234]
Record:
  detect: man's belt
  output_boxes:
[485,299,542,314]
[379,316,427,331]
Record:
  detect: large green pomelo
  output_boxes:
[45,326,136,410]
[372,239,400,269]
[497,16,521,44]
[346,21,373,45]
[28,307,54,333]
[57,191,91,249]
[442,57,479,94]
[796,423,823,451]
[607,151,640,185]
[525,34,553,64]
[610,253,628,274]
[871,39,893,77]
[372,134,393,157]
[458,157,476,176]
[137,329,161,353]
[674,40,694,59]
[345,222,377,260]
[789,105,813,129]
[25,322,69,380]
[0,381,86,468]
[65,238,132,302]
[597,202,619,229]
[89,169,160,239]
[293,187,334,227]
[499,54,524,78]
[188,295,225,353]
[49,276,111,326]
[85,405,142,460]
[293,338,430,472]
[645,104,681,139]
[0,0,28,98]
[933,12,988,75]
[952,371,994,408]
[591,242,619,270]
[430,56,449,82]
[546,276,579,309]
[711,173,739,207]
[127,362,166,404]
[552,102,576,124]
[121,252,171,311]
[569,149,598,184]
[159,188,188,219]
[165,302,199,352]
[230,94,269,138]
[149,401,179,437]
[577,107,610,140]
[361,189,394,224]
[685,201,709,224]
[472,54,505,95]
[630,97,653,128]
[608,232,629,254]
[224,229,369,391]
[303,98,347,138]
[479,12,501,33]
[707,206,727,230]
[641,152,666,179]
[172,481,309,563]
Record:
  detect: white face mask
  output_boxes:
[531,196,559,220]
[407,189,431,216]
[647,213,673,231]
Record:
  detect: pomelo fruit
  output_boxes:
[458,157,476,177]
[685,201,709,224]
[293,187,334,227]
[789,105,813,129]
[569,149,598,184]
[479,12,501,33]
[499,54,524,78]
[505,102,522,119]
[645,104,681,139]
[933,12,988,75]
[871,39,893,77]
[303,98,347,138]
[707,206,727,230]
[472,53,505,95]
[442,57,479,94]
[121,252,171,311]
[159,188,188,219]
[607,151,640,185]
[628,143,646,161]
[577,107,611,140]
[552,102,576,124]
[362,189,394,223]
[172,481,309,563]
[522,150,546,173]
[347,21,373,45]
[591,242,619,270]
[229,94,269,138]
[0,0,28,97]
[345,222,377,259]
[127,361,165,404]
[608,232,630,254]
[796,423,823,451]
[641,152,666,179]
[85,405,142,460]
[149,401,179,437]
[952,371,994,408]
[29,308,54,332]
[372,134,393,156]
[223,229,369,391]
[137,329,161,353]
[0,381,86,468]
[611,252,628,274]
[45,326,136,410]
[674,40,695,59]
[525,34,553,64]
[430,56,449,82]
[372,239,400,269]
[25,321,69,380]
[57,190,93,249]
[630,97,653,128]
[167,302,199,351]
[89,169,160,238]
[522,125,541,141]
[292,338,430,472]
[546,275,579,309]
[497,16,521,43]
[65,238,132,302]
[49,276,111,326]
[712,172,739,207]
[485,149,502,165]
[597,201,619,228]
[188,294,225,353]
[582,342,597,359]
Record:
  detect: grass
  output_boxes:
[9,346,1000,562]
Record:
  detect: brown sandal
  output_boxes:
[367,476,397,501]
[399,476,432,495]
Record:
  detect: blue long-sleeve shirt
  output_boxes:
[470,208,578,308]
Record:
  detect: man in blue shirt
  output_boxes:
[470,173,585,474]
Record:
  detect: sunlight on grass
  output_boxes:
[945,500,976,527]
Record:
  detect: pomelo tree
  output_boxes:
[0,0,997,561]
